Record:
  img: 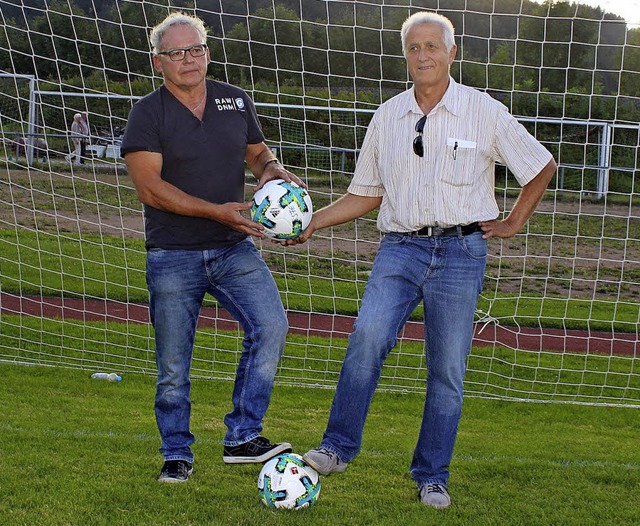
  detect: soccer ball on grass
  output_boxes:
[257,453,321,509]
[251,179,313,240]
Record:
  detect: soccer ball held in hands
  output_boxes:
[251,179,313,240]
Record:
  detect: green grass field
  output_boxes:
[3,313,639,404]
[2,165,639,333]
[2,167,639,523]
[1,363,638,526]
[2,225,639,332]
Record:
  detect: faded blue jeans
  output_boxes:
[146,239,288,463]
[319,231,487,488]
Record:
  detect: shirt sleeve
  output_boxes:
[493,110,554,187]
[347,113,385,197]
[120,98,162,156]
[242,95,266,145]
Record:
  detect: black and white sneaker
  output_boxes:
[223,436,292,464]
[158,460,193,483]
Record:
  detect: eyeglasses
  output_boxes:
[413,115,427,157]
[157,44,207,62]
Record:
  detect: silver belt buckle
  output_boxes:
[418,226,442,236]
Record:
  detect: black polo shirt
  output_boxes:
[121,80,265,250]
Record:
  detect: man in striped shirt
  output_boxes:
[292,11,556,509]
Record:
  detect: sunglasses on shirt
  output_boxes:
[413,114,427,157]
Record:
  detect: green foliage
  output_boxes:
[4,0,639,122]
[2,0,640,184]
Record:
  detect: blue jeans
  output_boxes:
[146,239,288,463]
[319,232,487,488]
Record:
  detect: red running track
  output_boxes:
[1,293,637,356]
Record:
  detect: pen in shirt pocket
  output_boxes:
[447,137,476,159]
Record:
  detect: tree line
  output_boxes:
[2,1,638,116]
[1,0,638,191]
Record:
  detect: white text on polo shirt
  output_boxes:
[215,98,236,110]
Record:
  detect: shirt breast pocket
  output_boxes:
[441,137,478,186]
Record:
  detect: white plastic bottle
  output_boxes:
[91,372,122,382]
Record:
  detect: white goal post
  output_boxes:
[1,0,639,407]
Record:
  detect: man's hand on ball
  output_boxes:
[257,163,306,191]
[213,201,266,237]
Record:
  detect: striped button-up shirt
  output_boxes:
[348,78,554,233]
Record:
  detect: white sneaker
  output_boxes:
[303,447,348,476]
[419,483,451,509]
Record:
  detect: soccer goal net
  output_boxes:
[1,0,639,407]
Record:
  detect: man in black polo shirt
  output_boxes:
[121,12,301,483]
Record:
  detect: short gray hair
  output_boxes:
[401,12,455,56]
[149,12,208,54]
